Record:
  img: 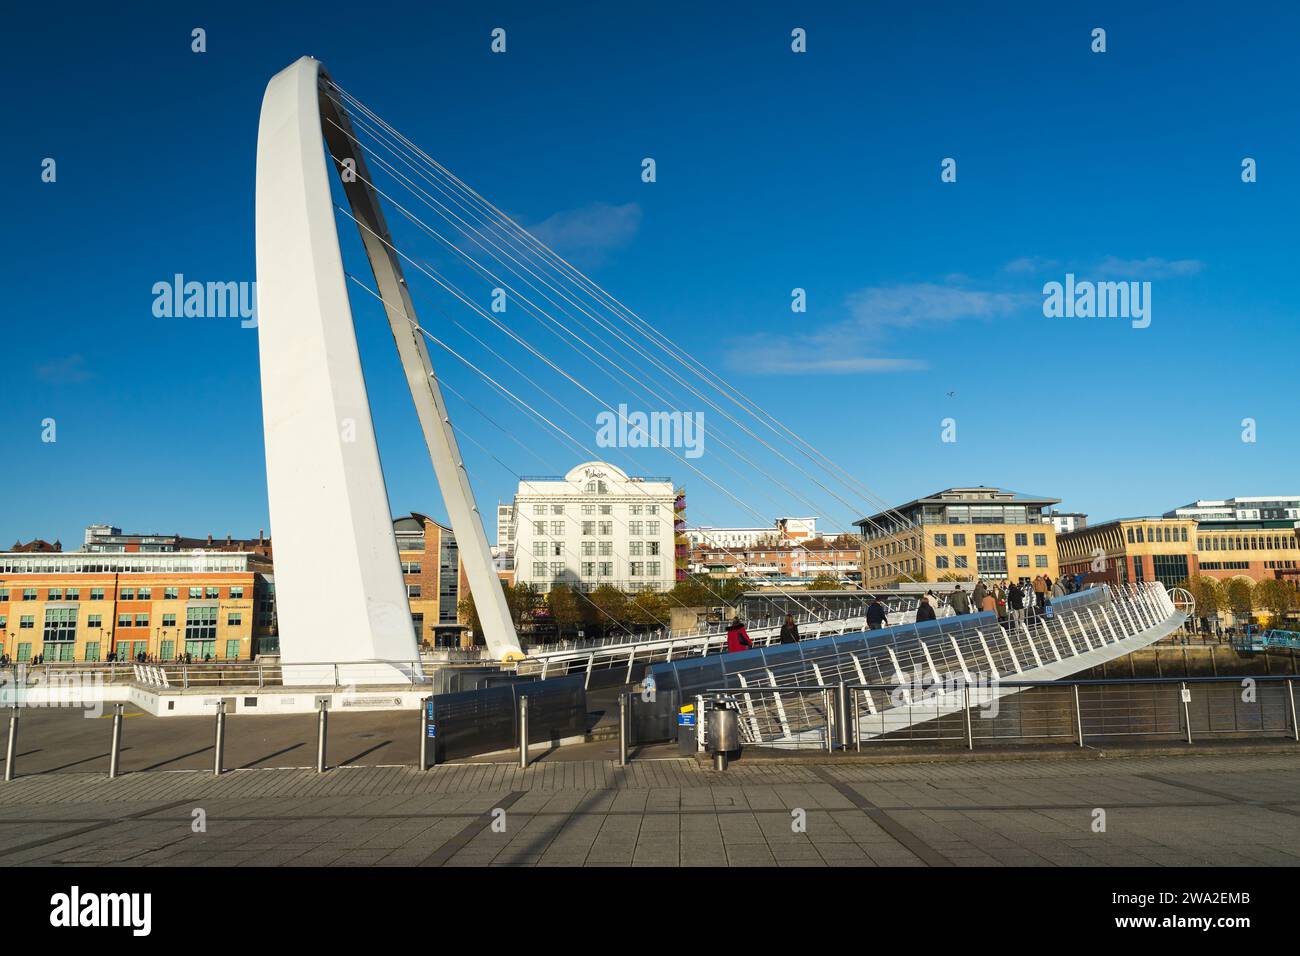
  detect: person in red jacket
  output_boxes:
[726,617,753,653]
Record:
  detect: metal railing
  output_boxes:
[656,583,1183,748]
[694,674,1300,752]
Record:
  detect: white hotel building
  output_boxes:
[510,462,679,593]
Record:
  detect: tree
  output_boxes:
[505,582,541,633]
[625,589,671,630]
[1254,579,1295,626]
[1183,574,1224,622]
[546,584,583,637]
[584,584,629,636]
[1225,577,1254,622]
[808,572,842,591]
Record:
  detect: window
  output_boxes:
[164,587,178,600]
[137,587,152,600]
[647,541,660,556]
[598,541,613,557]
[1033,533,1046,547]
[0,616,5,629]
[534,521,546,535]
[205,587,219,600]
[22,588,37,601]
[1017,555,1030,568]
[550,562,564,576]
[581,562,595,577]
[227,613,242,627]
[162,614,176,628]
[598,522,613,536]
[532,562,547,577]
[119,588,134,600]
[134,613,149,627]
[955,556,968,569]
[118,614,132,628]
[647,521,659,535]
[582,505,595,515]
[647,505,658,515]
[533,504,546,515]
[1035,555,1048,568]
[600,504,612,515]
[935,556,949,569]
[0,588,7,601]
[934,534,947,547]
[551,504,564,515]
[189,587,203,599]
[550,521,564,536]
[581,542,595,556]
[185,606,218,641]
[952,534,966,547]
[599,562,613,576]
[629,521,643,536]
[629,541,644,556]
[407,585,421,598]
[533,542,547,557]
[65,588,80,600]
[19,616,34,629]
[646,562,660,576]
[630,505,643,515]
[1014,533,1027,546]
[42,607,77,645]
[630,562,644,576]
[582,521,595,536]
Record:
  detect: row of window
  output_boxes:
[532,503,661,516]
[0,585,246,602]
[1129,526,1189,544]
[0,608,242,638]
[531,562,663,578]
[3,639,246,662]
[1199,535,1298,552]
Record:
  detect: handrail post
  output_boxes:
[836,680,850,751]
[518,695,530,769]
[823,689,833,753]
[4,707,18,782]
[1181,681,1193,745]
[853,688,861,752]
[1289,679,1299,743]
[963,683,973,750]
[316,698,328,773]
[1073,684,1084,747]
[109,703,124,778]
[618,692,629,767]
[213,700,226,776]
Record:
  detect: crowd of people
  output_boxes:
[722,573,1094,651]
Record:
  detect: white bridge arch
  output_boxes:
[255,56,522,683]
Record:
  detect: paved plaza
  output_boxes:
[1,740,1298,866]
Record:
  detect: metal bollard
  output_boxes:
[618,692,629,767]
[1181,681,1193,745]
[213,700,226,776]
[4,707,18,782]
[823,689,834,753]
[316,698,328,773]
[518,695,529,769]
[109,703,124,779]
[419,697,433,771]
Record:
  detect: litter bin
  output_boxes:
[706,695,741,770]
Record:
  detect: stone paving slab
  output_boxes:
[0,751,1296,866]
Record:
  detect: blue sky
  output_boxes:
[4,1,1299,549]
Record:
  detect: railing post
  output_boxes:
[518,695,530,769]
[213,700,226,776]
[823,689,834,753]
[316,698,328,773]
[4,707,18,782]
[182,666,189,690]
[1073,684,1084,747]
[257,662,264,689]
[836,680,850,751]
[963,684,974,750]
[853,688,861,752]
[109,703,124,779]
[1181,681,1193,745]
[618,692,629,767]
[1290,680,1299,743]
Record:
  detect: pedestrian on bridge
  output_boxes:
[866,597,889,630]
[972,580,987,609]
[949,585,970,615]
[726,617,753,653]
[779,614,800,644]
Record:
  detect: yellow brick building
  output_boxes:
[855,487,1060,586]
[1057,517,1197,587]
[0,551,275,662]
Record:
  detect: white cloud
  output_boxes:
[725,282,1029,376]
[1097,256,1204,278]
[527,201,641,268]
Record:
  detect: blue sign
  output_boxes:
[426,722,437,738]
[678,713,696,726]
[425,701,435,720]
[1044,605,1055,619]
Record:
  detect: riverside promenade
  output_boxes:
[1,747,1298,867]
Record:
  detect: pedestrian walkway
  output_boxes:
[0,752,1297,866]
